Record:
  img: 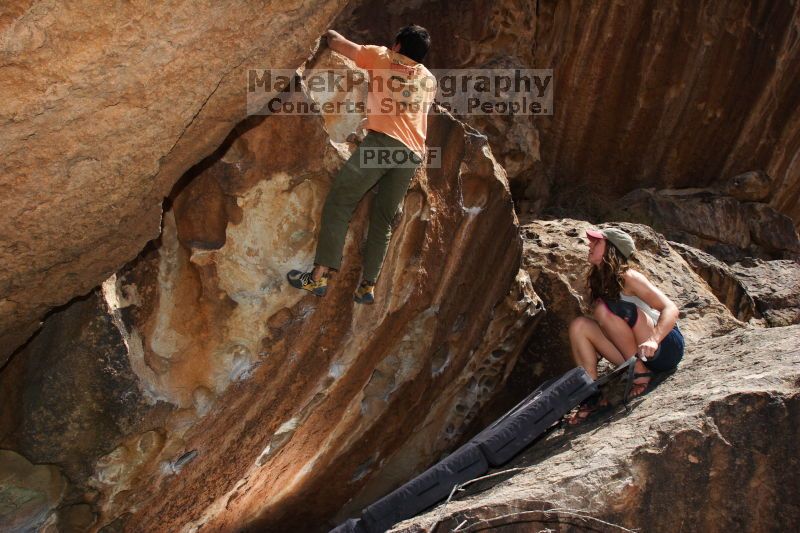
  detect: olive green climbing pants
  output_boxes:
[314,129,421,283]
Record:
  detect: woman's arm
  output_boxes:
[623,269,679,358]
[325,30,362,61]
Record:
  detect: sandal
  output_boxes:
[566,394,608,426]
[625,371,654,401]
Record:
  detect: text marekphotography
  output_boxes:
[246,68,553,117]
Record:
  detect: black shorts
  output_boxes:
[601,298,638,328]
[644,325,685,372]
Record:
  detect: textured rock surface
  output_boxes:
[3,2,800,532]
[0,450,66,532]
[0,49,539,531]
[609,187,800,261]
[0,282,174,532]
[465,217,745,433]
[672,242,800,327]
[334,0,800,226]
[534,0,800,225]
[721,170,774,202]
[392,311,800,532]
[0,0,348,365]
[386,217,800,532]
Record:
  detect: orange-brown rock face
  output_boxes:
[333,0,800,225]
[534,0,800,220]
[0,0,349,365]
[0,49,540,531]
[4,2,800,531]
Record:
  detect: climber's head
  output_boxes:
[392,25,431,63]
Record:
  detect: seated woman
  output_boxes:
[567,227,685,424]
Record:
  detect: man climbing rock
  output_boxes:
[287,25,437,304]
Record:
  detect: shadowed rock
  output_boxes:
[609,187,800,262]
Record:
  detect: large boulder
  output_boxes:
[0,49,540,531]
[0,450,67,532]
[466,217,744,433]
[721,170,774,202]
[0,0,349,365]
[390,218,800,532]
[672,242,800,327]
[392,324,800,533]
[609,187,800,261]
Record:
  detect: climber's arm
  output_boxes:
[325,30,362,62]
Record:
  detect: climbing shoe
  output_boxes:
[287,270,328,297]
[353,279,375,304]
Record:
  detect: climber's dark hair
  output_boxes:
[393,25,431,63]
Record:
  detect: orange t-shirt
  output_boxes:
[354,45,438,159]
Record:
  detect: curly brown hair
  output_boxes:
[587,241,633,302]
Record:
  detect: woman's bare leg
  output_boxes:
[595,306,658,394]
[569,317,626,379]
[566,316,624,423]
[593,302,638,358]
